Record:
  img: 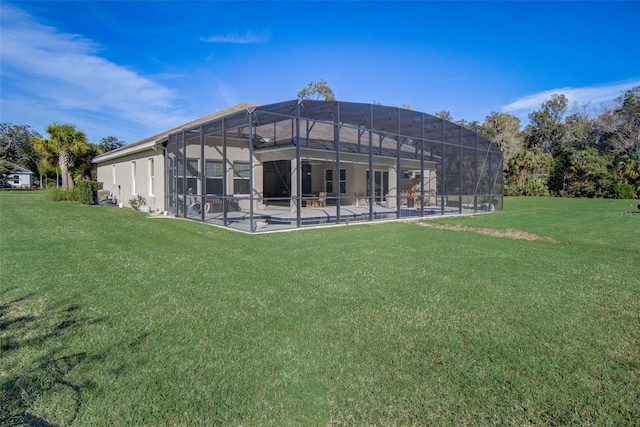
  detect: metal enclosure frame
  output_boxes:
[165,100,503,232]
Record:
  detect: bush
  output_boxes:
[44,187,80,202]
[128,194,146,210]
[613,184,636,199]
[77,180,103,205]
[504,176,550,197]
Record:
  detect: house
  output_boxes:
[3,166,35,188]
[93,100,503,232]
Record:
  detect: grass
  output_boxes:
[1,192,639,426]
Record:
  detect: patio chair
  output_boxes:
[318,192,327,207]
[356,194,368,206]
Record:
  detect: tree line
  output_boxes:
[0,124,124,189]
[2,85,639,198]
[440,86,639,199]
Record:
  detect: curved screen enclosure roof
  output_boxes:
[166,99,503,233]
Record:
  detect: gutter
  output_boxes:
[92,138,167,163]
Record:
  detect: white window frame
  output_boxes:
[177,158,199,194]
[205,160,224,195]
[233,162,250,195]
[132,161,137,195]
[325,168,346,194]
[149,158,154,196]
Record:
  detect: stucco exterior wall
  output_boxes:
[96,149,165,211]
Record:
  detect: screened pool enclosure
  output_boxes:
[165,100,503,232]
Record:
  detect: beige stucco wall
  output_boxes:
[96,148,165,212]
[96,141,437,213]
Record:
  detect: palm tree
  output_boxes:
[36,123,90,189]
[33,138,61,188]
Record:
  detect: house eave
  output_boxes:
[92,139,166,164]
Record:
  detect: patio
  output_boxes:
[181,201,477,233]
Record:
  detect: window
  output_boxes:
[149,159,154,196]
[325,168,346,194]
[177,158,199,194]
[112,165,116,185]
[186,159,198,179]
[205,160,224,195]
[132,161,137,194]
[233,162,250,194]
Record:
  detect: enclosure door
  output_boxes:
[367,170,389,204]
[302,162,312,195]
[263,160,291,206]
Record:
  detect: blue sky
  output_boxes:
[1,1,639,145]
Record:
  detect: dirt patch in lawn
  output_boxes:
[411,221,558,242]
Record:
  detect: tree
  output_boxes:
[563,106,595,151]
[599,86,640,155]
[524,93,569,156]
[615,150,640,192]
[73,143,102,182]
[297,79,336,101]
[617,85,640,116]
[35,123,90,189]
[0,123,42,175]
[454,119,482,133]
[479,112,523,166]
[0,159,13,186]
[504,149,554,196]
[434,110,453,121]
[564,147,617,197]
[98,136,126,153]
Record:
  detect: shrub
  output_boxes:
[128,195,146,210]
[77,180,103,205]
[44,187,80,202]
[505,176,550,197]
[613,184,636,199]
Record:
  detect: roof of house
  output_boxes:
[10,165,34,174]
[92,102,259,163]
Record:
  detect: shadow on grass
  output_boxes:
[0,291,109,426]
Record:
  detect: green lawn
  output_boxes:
[1,192,639,426]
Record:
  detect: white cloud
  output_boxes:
[200,30,271,44]
[0,3,190,142]
[502,80,640,117]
